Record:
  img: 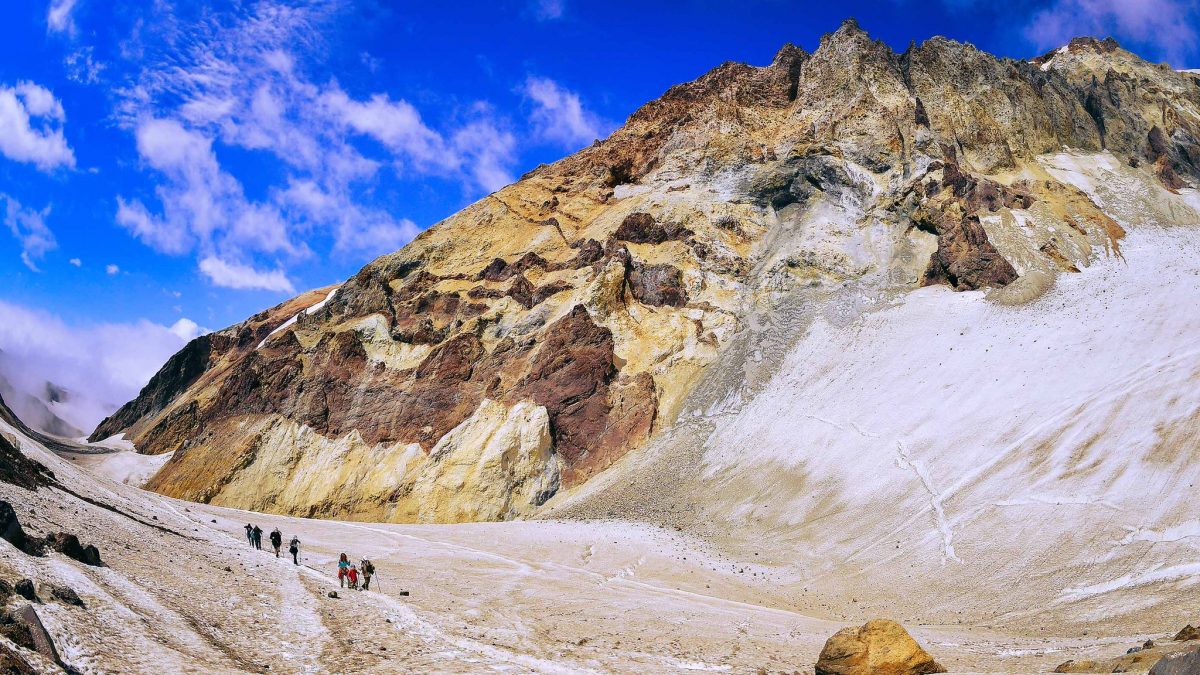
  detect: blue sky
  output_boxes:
[0,0,1197,431]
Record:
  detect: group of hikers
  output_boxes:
[242,524,377,591]
[337,553,376,591]
[244,523,302,565]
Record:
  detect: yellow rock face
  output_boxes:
[816,620,946,675]
[157,398,559,524]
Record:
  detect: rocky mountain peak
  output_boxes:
[91,23,1200,524]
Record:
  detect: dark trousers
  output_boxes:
[291,549,298,564]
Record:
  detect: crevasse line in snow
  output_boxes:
[896,440,963,564]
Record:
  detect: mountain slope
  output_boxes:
[94,21,1200,528]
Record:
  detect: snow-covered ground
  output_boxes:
[1,402,1177,672]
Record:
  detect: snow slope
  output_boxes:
[550,154,1200,637]
[0,405,1137,673]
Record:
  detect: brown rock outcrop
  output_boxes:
[920,214,1019,290]
[613,213,693,244]
[629,262,689,307]
[815,620,947,675]
[1175,625,1200,641]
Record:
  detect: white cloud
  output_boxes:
[115,196,192,255]
[168,317,205,341]
[532,0,565,20]
[0,81,75,171]
[1,194,57,271]
[452,115,518,192]
[522,76,612,149]
[105,263,119,275]
[0,299,197,434]
[321,86,519,192]
[47,0,80,34]
[321,89,454,170]
[1024,0,1200,64]
[199,256,295,293]
[69,258,81,267]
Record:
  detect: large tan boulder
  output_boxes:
[815,619,947,675]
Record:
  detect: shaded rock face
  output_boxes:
[96,19,1199,523]
[815,620,946,675]
[91,335,214,442]
[1150,649,1200,675]
[0,502,42,557]
[0,439,53,492]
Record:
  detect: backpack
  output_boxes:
[363,561,375,575]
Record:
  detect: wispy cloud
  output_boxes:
[1023,0,1200,64]
[47,0,80,35]
[64,46,105,84]
[521,76,612,149]
[112,0,521,293]
[105,263,119,275]
[0,81,75,172]
[1,194,57,271]
[531,0,565,21]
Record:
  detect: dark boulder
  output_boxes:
[613,213,692,245]
[0,502,43,557]
[45,533,103,567]
[629,263,688,307]
[13,580,34,602]
[0,431,54,491]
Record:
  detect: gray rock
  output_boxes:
[1149,649,1200,675]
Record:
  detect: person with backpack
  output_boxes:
[289,535,300,565]
[244,524,253,547]
[269,528,283,557]
[252,525,263,550]
[360,559,375,591]
[337,553,350,587]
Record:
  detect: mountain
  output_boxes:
[0,351,85,440]
[93,20,1200,546]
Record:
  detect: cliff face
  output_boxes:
[93,21,1200,523]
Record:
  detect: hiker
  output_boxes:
[360,559,375,591]
[289,535,300,565]
[347,564,359,590]
[244,524,253,547]
[269,528,283,557]
[252,525,263,550]
[337,553,350,587]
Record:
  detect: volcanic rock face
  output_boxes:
[94,20,1200,523]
